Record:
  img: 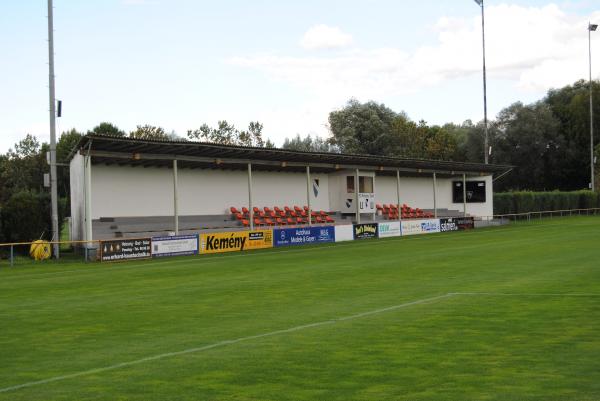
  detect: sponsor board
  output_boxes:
[274,226,335,247]
[200,230,273,254]
[335,225,354,242]
[100,238,151,261]
[401,219,441,236]
[439,218,459,232]
[353,223,378,240]
[378,221,401,238]
[152,234,199,257]
[455,216,475,230]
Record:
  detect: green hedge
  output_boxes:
[494,191,600,215]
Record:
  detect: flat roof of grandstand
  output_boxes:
[70,134,511,176]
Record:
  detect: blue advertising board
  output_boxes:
[274,226,335,247]
[151,234,199,257]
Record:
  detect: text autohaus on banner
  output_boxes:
[200,230,273,254]
[274,226,335,247]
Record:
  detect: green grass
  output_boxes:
[1,217,599,400]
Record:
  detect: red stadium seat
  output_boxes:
[320,210,328,216]
[284,206,292,214]
[230,207,239,214]
[376,203,383,211]
[294,205,302,212]
[254,218,264,226]
[315,216,323,224]
[300,211,308,218]
[235,213,244,221]
[325,216,334,223]
[242,219,250,227]
[296,217,304,224]
[276,217,286,225]
[242,207,249,215]
[286,217,295,225]
[290,211,298,218]
[264,218,275,226]
[304,206,309,211]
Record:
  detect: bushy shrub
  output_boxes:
[494,191,600,215]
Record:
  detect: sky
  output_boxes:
[1,0,599,153]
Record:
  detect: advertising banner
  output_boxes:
[401,219,441,236]
[439,218,459,232]
[335,225,354,242]
[274,226,335,247]
[378,221,401,238]
[455,216,475,230]
[200,230,273,254]
[353,223,378,240]
[100,238,151,262]
[152,234,199,257]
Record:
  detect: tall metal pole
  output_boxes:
[47,0,60,257]
[589,22,597,191]
[475,0,489,164]
[173,160,179,235]
[306,166,312,226]
[248,163,254,230]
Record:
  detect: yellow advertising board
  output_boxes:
[200,229,273,254]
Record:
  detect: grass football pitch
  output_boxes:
[1,216,600,400]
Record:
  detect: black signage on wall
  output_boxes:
[455,217,475,230]
[101,238,152,262]
[453,181,486,203]
[353,223,378,240]
[439,218,459,232]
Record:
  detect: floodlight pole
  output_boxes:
[475,0,489,164]
[306,166,312,226]
[47,0,60,257]
[589,22,597,191]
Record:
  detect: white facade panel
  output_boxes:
[90,165,331,218]
[69,153,85,241]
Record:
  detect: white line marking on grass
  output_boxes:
[451,292,600,297]
[0,293,453,394]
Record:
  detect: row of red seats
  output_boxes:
[230,206,335,227]
[376,203,434,220]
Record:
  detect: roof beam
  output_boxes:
[84,149,490,176]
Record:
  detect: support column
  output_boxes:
[173,159,179,235]
[462,173,467,217]
[248,163,254,230]
[84,154,93,245]
[306,166,312,226]
[433,172,438,218]
[396,169,401,222]
[355,169,360,224]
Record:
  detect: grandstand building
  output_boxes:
[68,134,510,241]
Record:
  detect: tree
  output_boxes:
[328,99,400,155]
[282,134,336,152]
[0,135,47,204]
[493,102,562,191]
[187,121,270,147]
[89,122,126,137]
[129,125,169,140]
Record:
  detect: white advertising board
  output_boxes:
[334,225,354,242]
[378,221,401,238]
[401,219,441,236]
[152,234,199,257]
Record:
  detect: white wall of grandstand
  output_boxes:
[69,135,507,241]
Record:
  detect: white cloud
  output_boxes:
[233,4,600,100]
[300,24,353,50]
